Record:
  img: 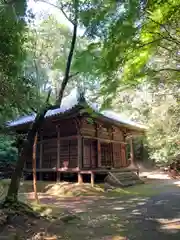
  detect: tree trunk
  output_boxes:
[5,149,26,203]
[5,107,50,204]
[4,0,78,205]
[32,133,39,203]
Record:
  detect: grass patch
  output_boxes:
[106,182,172,197]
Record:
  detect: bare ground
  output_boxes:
[0,175,180,240]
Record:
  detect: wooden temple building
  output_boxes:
[8,90,146,185]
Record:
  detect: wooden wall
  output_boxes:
[57,119,78,137]
[112,143,127,168]
[81,118,96,136]
[26,118,78,169]
[60,139,78,168]
[112,143,121,168]
[100,142,112,167]
[113,127,125,142]
[83,139,97,168]
[81,117,128,169]
[25,115,129,170]
[41,139,57,168]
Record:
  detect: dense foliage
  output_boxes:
[115,83,180,164]
[0,1,44,123]
[78,0,180,105]
[25,14,98,100]
[0,0,180,166]
[0,135,17,162]
[77,0,180,164]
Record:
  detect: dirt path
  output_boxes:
[51,190,179,240]
[0,179,180,239]
[45,181,180,240]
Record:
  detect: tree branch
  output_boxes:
[46,88,52,104]
[69,72,79,79]
[136,38,164,49]
[147,15,180,46]
[56,0,78,105]
[37,0,75,25]
[30,107,37,113]
[153,68,180,73]
[1,0,15,6]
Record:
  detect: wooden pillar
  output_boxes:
[129,137,134,165]
[90,172,94,187]
[57,126,61,181]
[111,127,114,167]
[78,135,83,169]
[97,140,101,167]
[121,143,126,167]
[141,138,144,162]
[96,124,101,168]
[39,131,43,180]
[78,172,83,184]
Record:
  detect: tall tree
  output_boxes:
[4,0,79,205]
[0,1,46,127]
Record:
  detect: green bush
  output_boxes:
[0,134,18,162]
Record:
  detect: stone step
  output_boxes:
[114,173,139,181]
[104,171,144,188]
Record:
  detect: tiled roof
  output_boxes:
[101,110,146,130]
[8,89,146,131]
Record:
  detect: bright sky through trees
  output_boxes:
[27,0,84,35]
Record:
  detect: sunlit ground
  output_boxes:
[173,180,180,187]
[157,218,180,232]
[0,176,180,239]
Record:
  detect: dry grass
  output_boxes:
[44,182,104,197]
[0,178,177,202]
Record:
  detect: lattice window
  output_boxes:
[83,139,97,168]
[101,142,112,167]
[60,139,78,168]
[113,143,121,168]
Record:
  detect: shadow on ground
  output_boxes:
[0,180,180,240]
[46,190,180,240]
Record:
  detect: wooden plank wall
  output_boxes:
[41,122,57,140]
[101,142,112,167]
[121,143,127,167]
[25,115,129,170]
[81,118,96,136]
[42,138,57,168]
[81,117,128,169]
[41,119,78,168]
[83,139,97,168]
[55,119,77,137]
[25,118,79,170]
[112,143,128,168]
[112,143,121,168]
[113,127,125,142]
[60,139,78,168]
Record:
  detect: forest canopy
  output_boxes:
[0,0,180,164]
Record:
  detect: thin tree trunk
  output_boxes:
[32,132,39,203]
[56,0,78,104]
[4,0,78,205]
